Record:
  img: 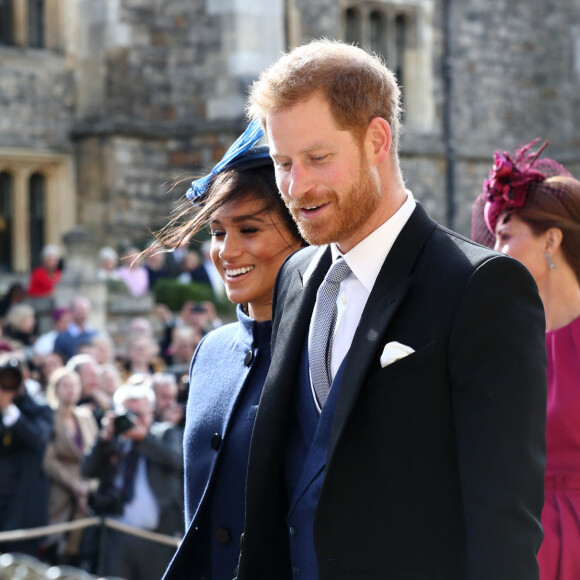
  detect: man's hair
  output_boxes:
[151,372,178,391]
[113,383,156,412]
[66,353,97,374]
[246,38,403,152]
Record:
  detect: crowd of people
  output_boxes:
[0,243,226,579]
[1,38,580,580]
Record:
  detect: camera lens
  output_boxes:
[0,358,23,391]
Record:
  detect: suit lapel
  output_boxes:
[328,204,437,459]
[250,248,331,470]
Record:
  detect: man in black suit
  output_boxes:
[237,40,547,579]
[0,357,53,557]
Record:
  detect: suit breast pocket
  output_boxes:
[376,340,437,383]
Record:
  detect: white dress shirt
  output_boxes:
[307,191,416,412]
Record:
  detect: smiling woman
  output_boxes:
[147,121,305,580]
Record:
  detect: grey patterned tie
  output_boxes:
[309,258,352,407]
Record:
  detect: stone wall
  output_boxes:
[1,0,580,254]
[0,50,75,151]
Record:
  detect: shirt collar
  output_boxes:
[330,190,416,291]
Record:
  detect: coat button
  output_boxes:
[211,433,221,450]
[215,527,231,544]
[293,567,300,576]
[244,350,254,366]
[289,526,297,536]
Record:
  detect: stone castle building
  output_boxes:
[1,0,580,274]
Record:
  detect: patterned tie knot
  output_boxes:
[326,258,351,285]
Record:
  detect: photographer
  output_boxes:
[0,356,53,556]
[81,381,183,580]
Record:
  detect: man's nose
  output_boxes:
[286,163,314,200]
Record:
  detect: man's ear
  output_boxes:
[365,117,391,165]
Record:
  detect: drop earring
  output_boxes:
[545,252,556,270]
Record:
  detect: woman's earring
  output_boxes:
[545,252,557,270]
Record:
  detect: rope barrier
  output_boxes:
[0,517,181,548]
[0,518,101,543]
[101,519,181,548]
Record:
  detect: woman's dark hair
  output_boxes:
[144,164,304,260]
[509,176,580,284]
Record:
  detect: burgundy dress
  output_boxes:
[537,315,580,579]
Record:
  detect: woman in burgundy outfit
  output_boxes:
[472,140,580,580]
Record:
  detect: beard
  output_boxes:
[287,154,381,247]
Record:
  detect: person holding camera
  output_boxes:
[81,381,184,580]
[0,356,54,557]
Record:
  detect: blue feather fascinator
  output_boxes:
[186,119,272,204]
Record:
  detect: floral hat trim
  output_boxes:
[483,138,549,234]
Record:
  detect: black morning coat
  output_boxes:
[237,204,547,580]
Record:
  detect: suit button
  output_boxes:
[244,350,254,366]
[293,567,300,576]
[289,526,297,536]
[215,527,231,544]
[211,433,221,450]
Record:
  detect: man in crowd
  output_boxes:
[54,296,97,361]
[0,356,53,556]
[82,382,183,580]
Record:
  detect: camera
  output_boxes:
[0,358,23,392]
[88,489,124,515]
[113,410,137,435]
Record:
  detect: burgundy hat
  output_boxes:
[471,139,572,247]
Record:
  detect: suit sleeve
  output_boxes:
[139,424,183,472]
[6,396,53,453]
[449,255,546,579]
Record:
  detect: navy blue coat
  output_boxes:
[164,306,272,580]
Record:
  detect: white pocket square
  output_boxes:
[380,341,415,368]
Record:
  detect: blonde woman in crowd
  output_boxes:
[42,367,99,565]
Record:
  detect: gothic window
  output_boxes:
[0,0,13,46]
[0,155,72,273]
[345,7,361,45]
[0,0,62,50]
[395,14,407,89]
[29,172,46,268]
[0,172,13,272]
[341,2,433,131]
[369,10,386,56]
[28,0,45,49]
[342,4,413,85]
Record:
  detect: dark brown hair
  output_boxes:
[145,165,304,259]
[510,176,580,283]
